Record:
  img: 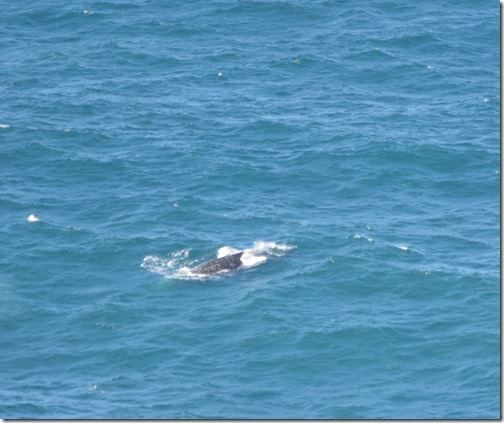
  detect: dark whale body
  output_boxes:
[191,252,244,275]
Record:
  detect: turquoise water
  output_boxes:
[0,0,500,419]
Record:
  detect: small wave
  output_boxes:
[87,384,105,394]
[395,245,410,251]
[354,234,373,242]
[141,241,295,281]
[24,214,84,232]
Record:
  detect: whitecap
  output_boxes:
[354,234,373,242]
[414,269,431,276]
[27,214,40,222]
[88,384,98,392]
[0,124,10,129]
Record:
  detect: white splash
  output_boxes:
[240,251,268,268]
[87,384,104,394]
[0,124,10,129]
[27,214,40,222]
[397,245,410,251]
[141,252,195,280]
[249,240,296,255]
[217,245,241,258]
[141,241,295,280]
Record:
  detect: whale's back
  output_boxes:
[191,252,244,275]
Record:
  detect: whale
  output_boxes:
[191,252,244,275]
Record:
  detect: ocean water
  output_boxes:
[0,0,499,419]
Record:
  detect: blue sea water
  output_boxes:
[0,0,500,419]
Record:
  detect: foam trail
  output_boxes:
[248,241,296,255]
[141,249,197,280]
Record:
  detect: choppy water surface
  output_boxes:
[0,0,499,418]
